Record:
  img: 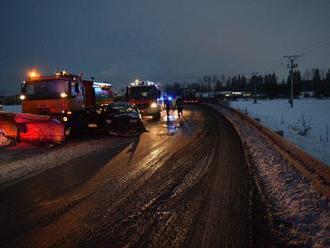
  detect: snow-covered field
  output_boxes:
[2,105,21,113]
[230,99,330,166]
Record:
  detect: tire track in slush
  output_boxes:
[2,107,252,247]
[6,110,202,247]
[77,107,251,247]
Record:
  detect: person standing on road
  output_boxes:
[175,96,184,118]
[164,96,172,117]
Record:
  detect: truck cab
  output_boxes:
[21,71,84,116]
[127,80,162,120]
[20,70,115,134]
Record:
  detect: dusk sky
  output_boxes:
[1,0,330,93]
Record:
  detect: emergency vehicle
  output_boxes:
[20,70,115,134]
[127,80,162,120]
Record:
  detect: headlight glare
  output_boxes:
[150,102,157,108]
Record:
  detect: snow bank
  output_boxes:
[0,137,127,186]
[208,103,330,247]
[230,99,330,166]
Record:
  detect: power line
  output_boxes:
[295,35,330,56]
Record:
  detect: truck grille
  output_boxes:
[37,107,51,115]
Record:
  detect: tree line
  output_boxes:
[166,68,330,98]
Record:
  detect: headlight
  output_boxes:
[60,92,68,98]
[150,102,157,108]
[19,94,26,100]
[63,116,68,122]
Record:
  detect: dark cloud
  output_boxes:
[1,0,330,93]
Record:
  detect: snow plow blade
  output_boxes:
[0,112,65,145]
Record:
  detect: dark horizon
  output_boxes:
[1,0,330,94]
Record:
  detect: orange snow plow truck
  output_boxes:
[0,70,115,145]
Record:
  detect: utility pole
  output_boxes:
[250,72,259,103]
[283,55,302,108]
[213,78,217,99]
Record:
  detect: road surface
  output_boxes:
[0,105,265,247]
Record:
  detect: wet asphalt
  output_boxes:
[0,105,267,247]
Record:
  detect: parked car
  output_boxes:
[103,102,145,136]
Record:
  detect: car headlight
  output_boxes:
[60,92,68,98]
[150,102,157,108]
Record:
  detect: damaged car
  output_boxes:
[103,102,146,136]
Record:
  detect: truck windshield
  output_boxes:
[24,80,70,100]
[129,86,158,100]
[94,85,114,104]
[107,103,135,114]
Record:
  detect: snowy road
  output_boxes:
[0,106,263,247]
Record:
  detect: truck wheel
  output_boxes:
[153,112,161,121]
[71,113,88,135]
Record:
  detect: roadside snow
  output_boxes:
[230,99,330,166]
[208,104,330,247]
[0,137,127,186]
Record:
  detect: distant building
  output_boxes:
[300,91,315,98]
